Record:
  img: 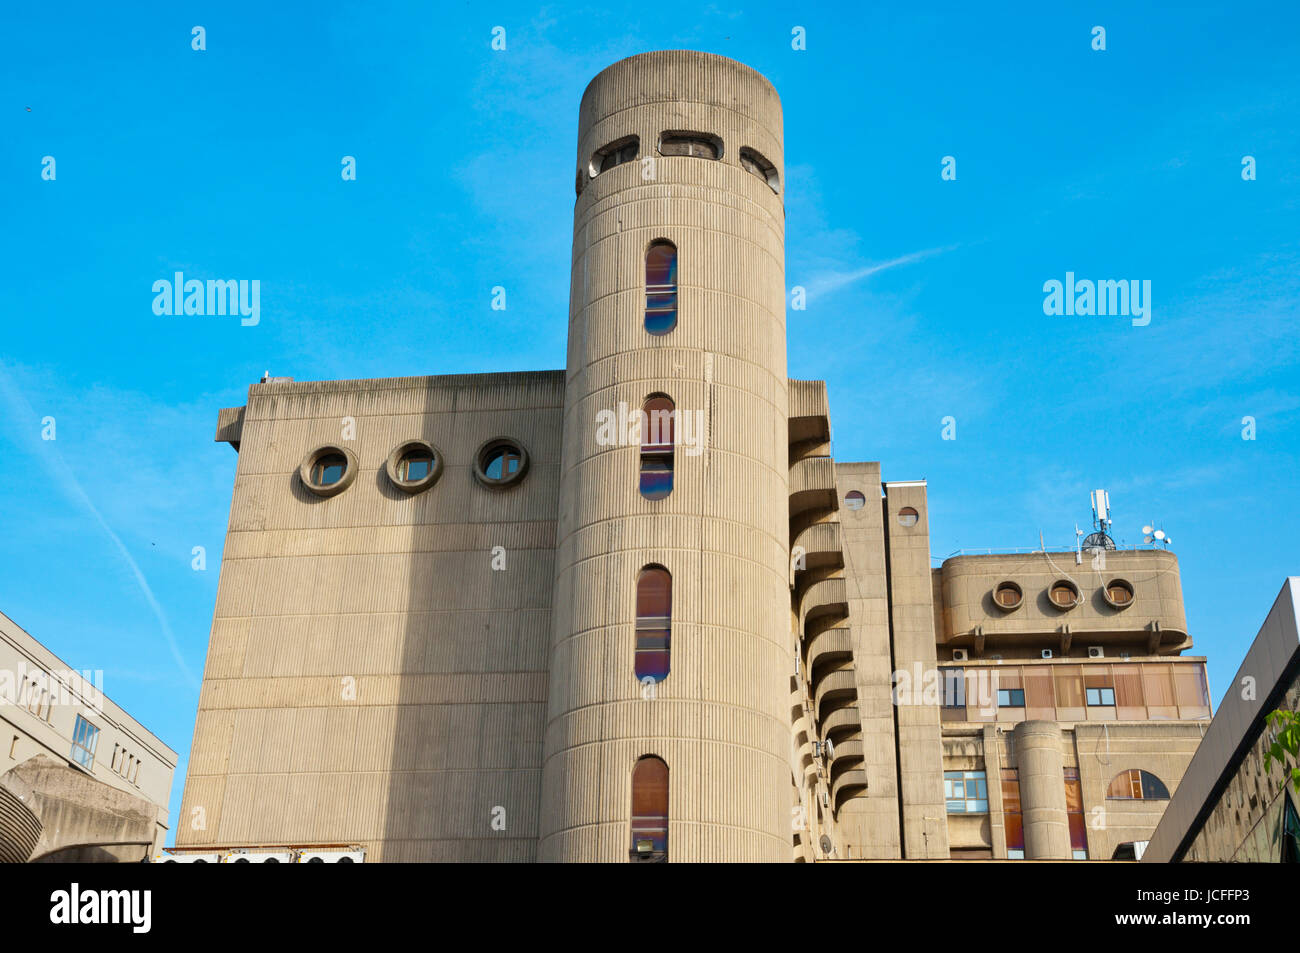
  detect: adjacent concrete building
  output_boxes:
[1143,578,1300,863]
[175,50,1212,862]
[0,610,177,862]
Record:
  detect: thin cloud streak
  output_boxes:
[805,244,960,301]
[0,363,200,690]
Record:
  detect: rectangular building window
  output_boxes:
[71,714,99,769]
[1065,767,1087,859]
[940,668,965,707]
[1142,664,1177,719]
[1173,665,1211,719]
[1086,687,1115,706]
[1054,668,1085,716]
[1023,667,1055,720]
[997,688,1025,707]
[1112,664,1145,719]
[944,770,988,814]
[1002,768,1024,859]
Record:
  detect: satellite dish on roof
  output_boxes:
[819,834,833,854]
[1142,525,1153,535]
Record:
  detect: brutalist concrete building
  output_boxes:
[175,51,1213,863]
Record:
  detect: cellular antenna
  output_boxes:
[1143,522,1173,549]
[1082,490,1115,552]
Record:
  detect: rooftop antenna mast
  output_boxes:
[1142,522,1173,550]
[1082,489,1116,553]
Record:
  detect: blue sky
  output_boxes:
[2,3,1297,840]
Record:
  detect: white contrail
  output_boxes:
[0,363,199,688]
[805,244,958,300]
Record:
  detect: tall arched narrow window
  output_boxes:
[645,241,677,335]
[639,395,675,500]
[630,755,669,861]
[635,566,671,682]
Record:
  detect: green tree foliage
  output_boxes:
[1262,709,1300,794]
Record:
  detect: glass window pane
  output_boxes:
[1142,664,1177,717]
[639,457,673,500]
[641,397,675,449]
[1054,669,1084,709]
[630,757,669,858]
[635,568,671,682]
[645,242,678,334]
[1023,668,1055,719]
[1140,771,1169,799]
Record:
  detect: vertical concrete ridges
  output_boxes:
[541,52,791,861]
[1014,720,1070,859]
[179,372,561,861]
[882,482,949,858]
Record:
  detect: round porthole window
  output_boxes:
[299,445,358,498]
[385,440,443,494]
[993,581,1023,611]
[844,490,866,511]
[1048,579,1081,610]
[897,506,919,528]
[1104,578,1135,609]
[474,437,529,488]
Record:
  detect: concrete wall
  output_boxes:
[882,482,948,857]
[178,372,562,861]
[833,463,901,857]
[937,550,1190,655]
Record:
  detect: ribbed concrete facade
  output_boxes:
[540,51,790,862]
[181,373,561,861]
[174,50,1214,863]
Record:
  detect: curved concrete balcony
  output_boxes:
[814,668,858,722]
[791,520,844,587]
[832,765,868,810]
[798,741,814,772]
[805,626,853,685]
[828,736,864,767]
[790,689,806,725]
[789,379,831,461]
[801,577,849,637]
[820,704,862,740]
[789,456,838,525]
[804,760,820,786]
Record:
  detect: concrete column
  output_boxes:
[1015,720,1070,859]
[883,482,948,858]
[540,51,792,862]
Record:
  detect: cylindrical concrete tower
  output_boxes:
[1014,721,1071,860]
[539,51,790,862]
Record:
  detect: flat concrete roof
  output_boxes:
[1143,577,1300,862]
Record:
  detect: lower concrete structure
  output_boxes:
[0,610,176,862]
